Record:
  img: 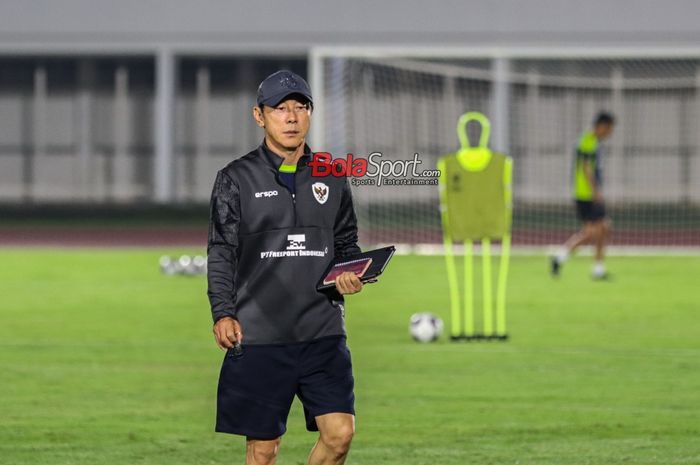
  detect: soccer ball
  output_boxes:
[159,255,178,275]
[192,255,207,274]
[179,255,198,275]
[409,312,444,343]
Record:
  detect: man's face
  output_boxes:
[595,122,614,140]
[253,97,312,152]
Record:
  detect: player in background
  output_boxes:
[551,112,615,280]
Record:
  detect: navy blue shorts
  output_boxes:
[216,335,355,439]
[575,200,606,223]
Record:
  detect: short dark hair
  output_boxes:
[594,112,615,126]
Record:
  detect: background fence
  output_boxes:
[1,49,699,247]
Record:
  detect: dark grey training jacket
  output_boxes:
[207,142,361,344]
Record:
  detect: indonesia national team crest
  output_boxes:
[312,182,329,204]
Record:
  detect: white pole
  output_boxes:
[444,75,459,137]
[610,66,624,203]
[154,49,176,203]
[77,60,94,200]
[194,63,210,202]
[113,64,129,200]
[491,56,511,155]
[693,68,700,202]
[30,64,47,201]
[325,57,347,157]
[309,48,325,151]
[526,69,540,201]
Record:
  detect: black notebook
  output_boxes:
[317,246,396,291]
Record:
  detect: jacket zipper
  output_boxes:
[276,169,297,226]
[292,170,298,226]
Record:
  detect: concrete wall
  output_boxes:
[2,0,700,207]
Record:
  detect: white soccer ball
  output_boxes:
[409,312,444,343]
[179,255,198,275]
[159,255,178,275]
[192,255,207,274]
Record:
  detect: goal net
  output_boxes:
[312,52,700,250]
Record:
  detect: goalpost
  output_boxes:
[309,47,700,253]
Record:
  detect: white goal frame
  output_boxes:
[308,45,700,255]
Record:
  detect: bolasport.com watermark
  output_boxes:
[309,152,440,187]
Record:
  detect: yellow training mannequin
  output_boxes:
[439,110,512,341]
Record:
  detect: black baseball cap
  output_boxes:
[256,70,313,107]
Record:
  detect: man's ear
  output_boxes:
[252,106,265,128]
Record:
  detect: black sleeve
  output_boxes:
[207,170,240,323]
[333,179,362,258]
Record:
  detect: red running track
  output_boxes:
[1,227,698,247]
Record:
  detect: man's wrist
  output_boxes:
[213,314,238,325]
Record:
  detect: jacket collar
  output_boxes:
[258,139,312,171]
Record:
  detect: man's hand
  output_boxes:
[213,316,243,351]
[335,271,363,295]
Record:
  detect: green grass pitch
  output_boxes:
[1,249,699,465]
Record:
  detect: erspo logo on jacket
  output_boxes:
[255,190,279,198]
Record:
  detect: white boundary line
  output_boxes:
[310,45,700,60]
[383,243,700,257]
[1,243,698,256]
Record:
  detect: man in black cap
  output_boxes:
[207,70,363,465]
